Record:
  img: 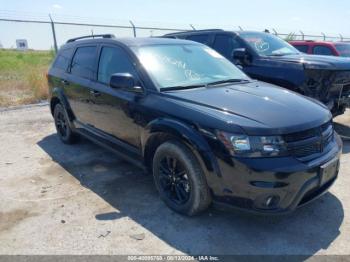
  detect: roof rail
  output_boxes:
[66,34,116,43]
[164,29,224,36]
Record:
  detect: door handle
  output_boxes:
[90,90,101,97]
[61,79,70,85]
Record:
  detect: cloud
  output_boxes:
[52,4,63,9]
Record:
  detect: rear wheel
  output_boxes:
[53,103,77,144]
[152,140,211,216]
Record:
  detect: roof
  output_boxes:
[64,35,199,48]
[289,40,349,45]
[164,29,224,36]
[163,30,278,38]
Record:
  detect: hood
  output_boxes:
[163,81,331,135]
[269,54,350,70]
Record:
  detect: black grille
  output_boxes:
[343,83,350,94]
[283,122,334,159]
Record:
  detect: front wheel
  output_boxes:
[152,140,211,216]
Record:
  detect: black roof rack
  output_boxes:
[164,29,224,36]
[66,34,116,43]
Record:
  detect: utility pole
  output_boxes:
[49,14,58,53]
[129,20,136,37]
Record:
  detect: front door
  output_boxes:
[87,45,143,147]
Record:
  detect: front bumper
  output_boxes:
[211,133,342,214]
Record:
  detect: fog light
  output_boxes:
[264,195,280,208]
[254,194,281,210]
[266,196,273,206]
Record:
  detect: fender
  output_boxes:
[142,117,222,177]
[51,87,75,123]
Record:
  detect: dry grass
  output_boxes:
[0,49,54,107]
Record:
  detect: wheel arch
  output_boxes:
[141,118,221,178]
[50,87,75,121]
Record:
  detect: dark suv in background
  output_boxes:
[164,30,350,116]
[48,34,342,215]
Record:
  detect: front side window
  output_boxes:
[132,44,250,90]
[239,32,300,56]
[313,46,333,56]
[98,46,137,84]
[335,44,350,57]
[70,46,97,79]
[212,34,243,59]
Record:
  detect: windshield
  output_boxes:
[131,44,250,90]
[239,32,300,56]
[335,44,350,57]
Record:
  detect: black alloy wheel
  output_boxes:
[153,140,211,216]
[158,155,191,205]
[53,103,77,144]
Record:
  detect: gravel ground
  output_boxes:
[0,104,349,256]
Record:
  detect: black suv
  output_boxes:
[48,34,342,215]
[164,30,350,116]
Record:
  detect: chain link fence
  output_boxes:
[1,16,350,51]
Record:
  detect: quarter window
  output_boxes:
[70,46,97,79]
[313,46,333,56]
[53,48,72,70]
[98,46,137,84]
[294,45,309,53]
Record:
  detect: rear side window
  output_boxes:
[294,45,309,53]
[98,46,137,84]
[53,48,72,70]
[186,34,210,45]
[212,34,243,59]
[313,46,333,56]
[70,46,97,79]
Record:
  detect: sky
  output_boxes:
[1,0,350,49]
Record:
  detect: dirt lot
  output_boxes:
[0,104,349,256]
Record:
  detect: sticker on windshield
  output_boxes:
[204,48,224,58]
[255,40,270,52]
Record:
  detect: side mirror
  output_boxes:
[233,48,249,65]
[110,73,142,93]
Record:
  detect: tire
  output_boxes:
[152,140,211,216]
[53,103,78,144]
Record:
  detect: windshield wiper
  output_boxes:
[160,84,206,91]
[160,79,251,91]
[206,78,251,86]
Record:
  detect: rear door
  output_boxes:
[64,45,98,125]
[48,47,74,95]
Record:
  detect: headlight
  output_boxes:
[217,131,288,157]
